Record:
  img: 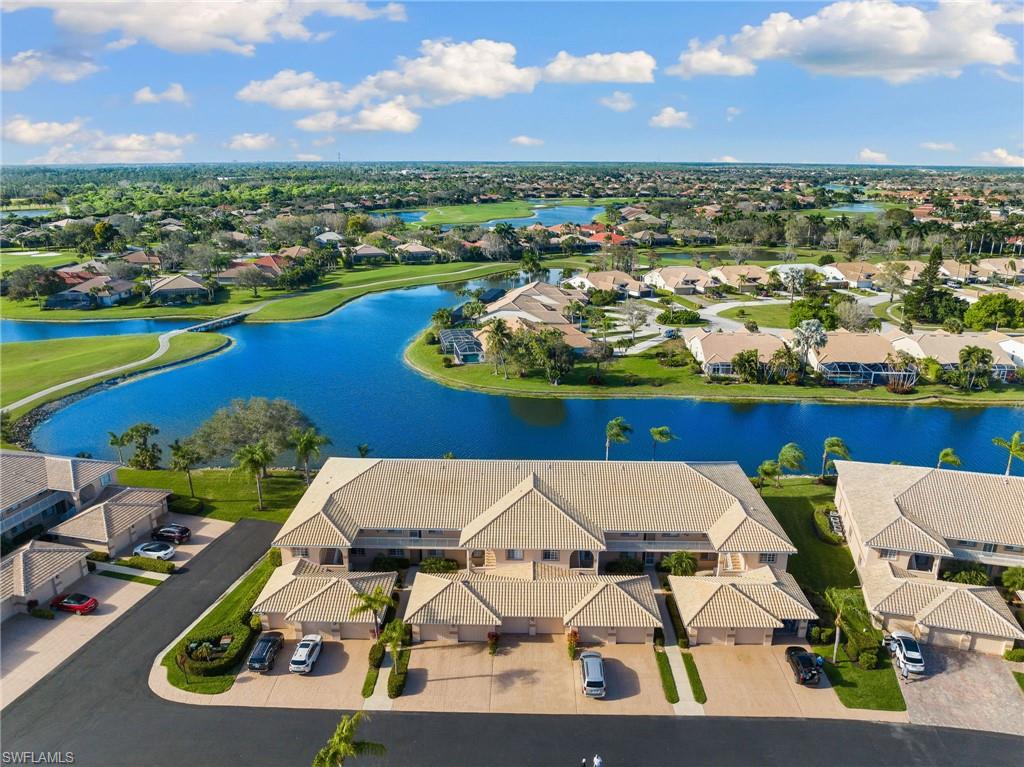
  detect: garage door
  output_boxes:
[534,618,564,635]
[696,628,729,645]
[501,617,530,634]
[458,625,490,642]
[339,623,372,639]
[928,629,968,650]
[576,627,608,644]
[735,628,770,645]
[417,624,449,642]
[969,635,1008,655]
[615,627,649,644]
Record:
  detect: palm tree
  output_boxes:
[791,319,827,378]
[776,442,805,486]
[604,416,633,461]
[481,318,513,379]
[357,443,373,458]
[936,447,961,469]
[662,551,698,577]
[820,436,850,480]
[649,426,677,460]
[233,440,275,510]
[290,427,332,486]
[350,586,396,639]
[757,459,780,494]
[169,439,202,497]
[992,431,1024,477]
[108,431,129,464]
[381,618,407,661]
[311,711,385,767]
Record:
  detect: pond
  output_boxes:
[371,203,603,230]
[829,202,884,214]
[0,208,57,219]
[10,274,1021,474]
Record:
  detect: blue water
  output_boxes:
[370,204,602,230]
[371,210,426,223]
[0,208,56,219]
[829,202,884,214]
[14,276,1022,474]
[1,318,194,342]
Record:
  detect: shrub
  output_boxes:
[817,254,835,266]
[605,558,644,575]
[178,621,255,677]
[654,648,680,704]
[419,557,459,574]
[249,614,263,632]
[566,628,579,661]
[30,607,55,620]
[656,308,702,326]
[361,665,380,698]
[86,551,110,562]
[117,556,175,574]
[441,356,454,368]
[424,330,438,345]
[857,648,879,670]
[743,320,759,333]
[812,507,844,545]
[941,562,989,586]
[1003,648,1024,662]
[681,651,707,704]
[368,640,385,668]
[169,495,204,515]
[370,555,410,571]
[665,592,688,648]
[487,631,500,656]
[999,566,1024,594]
[819,627,835,644]
[809,626,822,643]
[268,548,282,567]
[387,647,412,698]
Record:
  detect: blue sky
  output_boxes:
[2,1,1023,166]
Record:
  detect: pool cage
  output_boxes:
[818,361,918,387]
[438,328,484,364]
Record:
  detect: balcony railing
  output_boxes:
[352,536,461,550]
[606,539,713,552]
[950,547,1024,568]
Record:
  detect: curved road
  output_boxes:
[2,520,1020,767]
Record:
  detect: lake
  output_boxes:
[0,208,57,219]
[8,275,1021,474]
[829,202,884,214]
[372,203,603,230]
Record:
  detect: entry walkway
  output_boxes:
[649,573,705,716]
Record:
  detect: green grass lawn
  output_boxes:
[160,551,278,695]
[720,302,793,328]
[761,480,859,593]
[0,248,81,270]
[812,643,907,711]
[1014,671,1024,694]
[0,286,266,321]
[97,570,163,587]
[118,467,306,524]
[2,332,228,418]
[415,201,537,226]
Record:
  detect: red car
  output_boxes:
[50,593,99,615]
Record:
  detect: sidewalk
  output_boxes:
[649,572,705,717]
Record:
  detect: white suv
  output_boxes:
[886,631,925,675]
[288,634,323,674]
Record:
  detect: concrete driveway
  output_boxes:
[692,644,907,722]
[899,647,1024,736]
[395,636,670,716]
[1,572,153,708]
[152,513,233,568]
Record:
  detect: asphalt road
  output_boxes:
[3,519,1021,767]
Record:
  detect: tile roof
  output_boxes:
[0,449,120,510]
[669,567,816,630]
[47,486,169,544]
[252,559,397,624]
[683,328,786,365]
[0,540,88,600]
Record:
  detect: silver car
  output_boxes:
[579,651,606,698]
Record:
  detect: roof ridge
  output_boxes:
[284,578,346,620]
[695,582,779,627]
[927,585,1023,636]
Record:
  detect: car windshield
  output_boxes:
[66,594,89,604]
[795,654,814,669]
[899,637,922,656]
[586,680,603,687]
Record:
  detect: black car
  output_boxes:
[151,524,192,544]
[785,646,821,685]
[247,632,284,672]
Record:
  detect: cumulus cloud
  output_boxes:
[1,49,101,91]
[979,147,1024,167]
[296,153,323,161]
[509,135,543,146]
[649,107,693,129]
[542,50,655,83]
[725,106,742,122]
[237,69,349,110]
[667,0,1021,83]
[133,82,190,105]
[2,115,84,144]
[713,155,739,163]
[859,147,888,163]
[4,1,407,56]
[28,130,194,164]
[920,141,956,151]
[598,91,636,112]
[295,99,421,133]
[226,132,277,150]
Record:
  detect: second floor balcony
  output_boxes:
[352,535,461,550]
[949,546,1024,568]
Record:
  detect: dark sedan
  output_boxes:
[785,646,821,686]
[50,593,99,615]
[247,632,284,672]
[151,524,192,544]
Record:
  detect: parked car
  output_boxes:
[49,593,98,615]
[579,651,606,698]
[247,632,284,673]
[132,541,176,560]
[662,328,678,339]
[289,634,323,674]
[785,646,820,685]
[885,631,925,674]
[151,524,191,544]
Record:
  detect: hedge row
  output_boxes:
[116,556,175,574]
[665,593,689,648]
[1004,648,1024,662]
[387,647,412,698]
[177,621,255,677]
[681,652,706,704]
[361,665,380,698]
[812,507,844,546]
[654,648,679,704]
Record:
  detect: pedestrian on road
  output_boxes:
[580,758,587,767]
[593,755,604,767]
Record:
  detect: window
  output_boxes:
[982,542,996,553]
[542,550,559,561]
[386,529,402,535]
[700,553,715,561]
[387,548,404,557]
[292,548,309,558]
[956,540,977,548]
[662,533,680,538]
[506,549,524,561]
[619,532,639,538]
[758,553,777,564]
[426,530,445,535]
[878,549,898,560]
[427,549,443,558]
[350,548,366,556]
[1005,545,1024,553]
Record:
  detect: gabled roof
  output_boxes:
[404,573,501,626]
[563,581,661,628]
[151,274,205,292]
[669,567,816,629]
[48,486,169,544]
[252,558,397,624]
[865,516,952,557]
[0,449,120,510]
[0,540,87,601]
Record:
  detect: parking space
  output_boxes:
[1,573,153,708]
[153,513,233,568]
[899,646,1024,736]
[692,643,906,722]
[394,636,670,715]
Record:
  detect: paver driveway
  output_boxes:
[394,636,670,715]
[157,512,232,568]
[899,647,1024,736]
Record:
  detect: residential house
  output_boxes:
[991,331,1024,367]
[479,282,592,352]
[586,232,634,249]
[252,254,293,277]
[977,258,1024,284]
[940,260,978,284]
[277,246,311,260]
[49,486,171,556]
[804,330,915,387]
[835,461,1024,655]
[349,243,390,265]
[631,230,674,247]
[886,330,1017,382]
[707,265,771,294]
[683,328,787,378]
[395,242,437,264]
[565,270,650,298]
[821,261,877,289]
[149,274,207,302]
[122,251,163,269]
[1,541,90,623]
[438,328,485,364]
[271,458,798,645]
[897,260,929,285]
[314,231,344,246]
[46,276,135,309]
[57,260,110,277]
[643,266,715,295]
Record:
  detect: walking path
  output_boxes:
[649,573,705,717]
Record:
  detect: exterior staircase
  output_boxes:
[719,552,746,574]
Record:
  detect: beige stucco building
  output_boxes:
[1,541,90,622]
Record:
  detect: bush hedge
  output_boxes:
[117,556,175,574]
[387,647,412,698]
[812,506,844,545]
[419,557,459,574]
[85,551,111,562]
[361,665,380,698]
[681,652,707,704]
[268,548,282,567]
[177,622,255,677]
[656,308,702,326]
[30,607,55,620]
[371,555,410,571]
[368,640,385,668]
[654,648,680,704]
[1004,648,1024,662]
[665,592,689,648]
[605,558,644,575]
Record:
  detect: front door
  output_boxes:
[643,552,655,566]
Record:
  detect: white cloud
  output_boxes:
[2,115,84,144]
[920,141,956,151]
[226,132,277,150]
[542,50,655,83]
[859,147,888,163]
[1,49,101,91]
[713,155,739,163]
[649,107,693,129]
[667,0,1021,84]
[509,135,543,146]
[296,153,322,161]
[312,135,335,146]
[133,82,190,105]
[725,106,742,122]
[237,69,349,110]
[4,1,407,56]
[28,130,194,164]
[598,91,636,112]
[978,147,1024,167]
[668,38,757,78]
[295,99,421,133]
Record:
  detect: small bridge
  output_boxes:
[187,312,248,333]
